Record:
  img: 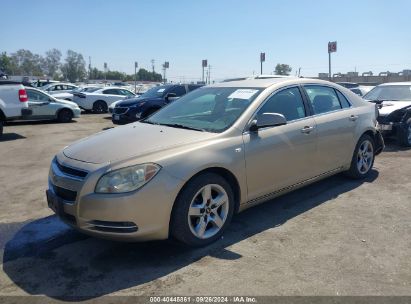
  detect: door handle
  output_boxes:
[301,126,314,134]
[349,115,359,121]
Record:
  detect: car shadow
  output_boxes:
[2,171,378,300]
[0,133,26,142]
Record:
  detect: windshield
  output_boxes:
[140,85,170,98]
[364,85,411,101]
[143,87,262,133]
[81,87,100,93]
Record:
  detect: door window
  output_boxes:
[168,85,186,97]
[304,85,342,114]
[336,90,352,108]
[103,89,120,95]
[119,89,134,97]
[27,90,50,101]
[257,87,306,122]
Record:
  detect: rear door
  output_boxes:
[302,85,357,173]
[243,86,318,201]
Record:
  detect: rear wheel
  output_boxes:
[93,100,108,113]
[345,134,375,179]
[171,173,234,247]
[57,109,73,123]
[398,119,411,147]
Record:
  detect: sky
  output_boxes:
[1,0,410,82]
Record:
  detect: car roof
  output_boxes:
[378,82,411,86]
[210,77,334,89]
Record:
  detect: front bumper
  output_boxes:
[47,155,183,241]
[112,108,141,125]
[377,121,404,139]
[73,108,81,118]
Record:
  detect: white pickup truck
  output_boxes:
[0,81,32,137]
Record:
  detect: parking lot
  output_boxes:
[0,114,410,299]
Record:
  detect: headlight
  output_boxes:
[95,163,161,193]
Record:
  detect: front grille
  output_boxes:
[53,185,77,201]
[55,159,88,179]
[113,107,128,115]
[377,115,389,124]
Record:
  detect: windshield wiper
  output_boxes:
[159,123,205,132]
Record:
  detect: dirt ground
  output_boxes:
[0,114,410,300]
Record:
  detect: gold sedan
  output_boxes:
[46,78,383,246]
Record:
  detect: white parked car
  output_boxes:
[52,86,102,101]
[364,82,411,146]
[25,87,81,123]
[0,80,32,136]
[40,83,79,95]
[72,87,136,113]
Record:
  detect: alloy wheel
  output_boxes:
[187,184,229,239]
[356,139,374,174]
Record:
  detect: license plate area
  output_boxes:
[114,115,120,120]
[378,124,392,131]
[46,190,64,215]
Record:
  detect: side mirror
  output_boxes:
[165,92,177,101]
[249,113,287,132]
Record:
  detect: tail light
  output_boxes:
[19,89,28,102]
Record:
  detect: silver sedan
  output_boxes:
[25,87,81,122]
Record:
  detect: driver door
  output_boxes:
[243,86,318,201]
[27,90,52,118]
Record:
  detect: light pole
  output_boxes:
[202,59,207,83]
[163,61,169,84]
[134,61,138,93]
[260,52,265,74]
[328,41,337,80]
[104,62,107,84]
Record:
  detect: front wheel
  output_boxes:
[57,109,73,123]
[92,100,108,113]
[171,173,235,247]
[344,134,375,179]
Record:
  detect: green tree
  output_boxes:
[43,48,62,78]
[0,52,17,75]
[61,50,86,82]
[274,63,292,75]
[10,49,44,76]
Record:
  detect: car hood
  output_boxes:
[55,99,79,108]
[378,100,411,116]
[63,122,216,164]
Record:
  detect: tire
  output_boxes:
[344,134,375,179]
[398,118,411,147]
[0,120,3,138]
[171,173,235,247]
[57,109,73,123]
[92,100,108,113]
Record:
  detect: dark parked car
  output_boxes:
[112,84,203,124]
